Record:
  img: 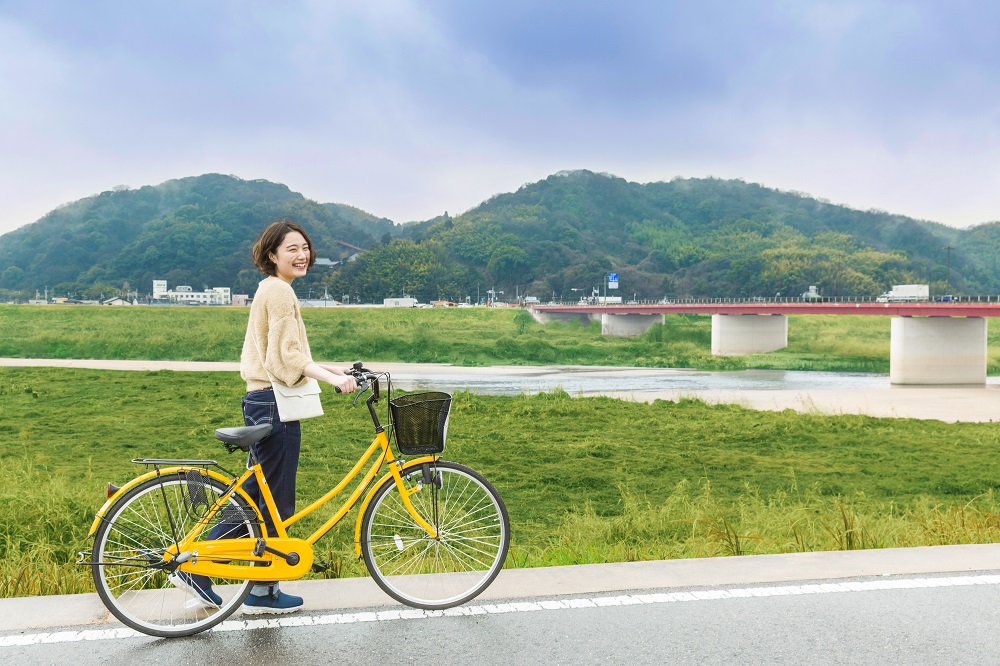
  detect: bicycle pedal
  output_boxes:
[311,560,331,573]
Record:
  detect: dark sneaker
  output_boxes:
[242,590,304,615]
[168,571,222,608]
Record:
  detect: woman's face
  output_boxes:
[269,231,310,284]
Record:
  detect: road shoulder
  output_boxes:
[4,543,999,633]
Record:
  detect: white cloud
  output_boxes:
[3,1,1000,236]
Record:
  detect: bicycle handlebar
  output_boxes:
[333,361,378,394]
[327,362,385,433]
[345,361,384,430]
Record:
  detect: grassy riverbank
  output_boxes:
[3,366,999,598]
[0,304,917,372]
[8,302,1000,373]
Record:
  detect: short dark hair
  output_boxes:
[251,217,317,276]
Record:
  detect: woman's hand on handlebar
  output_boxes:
[331,373,357,394]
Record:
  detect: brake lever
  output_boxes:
[352,381,369,407]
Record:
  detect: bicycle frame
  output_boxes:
[188,428,441,580]
[89,431,442,582]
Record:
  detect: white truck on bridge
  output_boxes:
[876,284,929,303]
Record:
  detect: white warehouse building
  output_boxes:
[152,280,232,305]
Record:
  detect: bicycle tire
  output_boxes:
[91,472,262,637]
[360,460,510,609]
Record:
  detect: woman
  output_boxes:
[171,217,357,614]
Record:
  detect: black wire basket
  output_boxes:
[389,391,452,455]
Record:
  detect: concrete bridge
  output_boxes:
[529,302,1000,385]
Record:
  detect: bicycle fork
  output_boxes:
[394,461,442,538]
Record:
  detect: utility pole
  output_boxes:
[945,245,953,293]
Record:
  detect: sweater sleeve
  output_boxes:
[260,280,312,386]
[265,315,312,386]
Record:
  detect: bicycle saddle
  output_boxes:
[214,424,273,451]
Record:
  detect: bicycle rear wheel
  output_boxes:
[91,472,262,637]
[360,461,510,609]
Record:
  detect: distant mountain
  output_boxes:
[0,174,376,297]
[1,170,996,303]
[374,170,994,300]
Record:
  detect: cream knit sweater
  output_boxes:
[240,276,313,392]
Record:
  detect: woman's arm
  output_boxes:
[303,362,357,393]
[314,362,354,376]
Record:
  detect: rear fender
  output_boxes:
[87,467,251,536]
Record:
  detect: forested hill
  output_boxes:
[344,170,998,301]
[3,170,999,302]
[0,174,376,297]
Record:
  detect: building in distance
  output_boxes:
[152,280,232,305]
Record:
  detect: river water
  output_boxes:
[385,365,1000,422]
[2,357,997,396]
[2,358,995,420]
[390,368,899,395]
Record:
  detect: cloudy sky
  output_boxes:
[2,1,999,236]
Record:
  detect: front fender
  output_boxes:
[88,467,249,536]
[353,455,440,557]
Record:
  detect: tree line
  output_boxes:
[1,171,997,303]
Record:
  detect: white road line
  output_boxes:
[4,574,1000,647]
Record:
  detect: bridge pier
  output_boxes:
[600,313,665,337]
[530,309,592,325]
[889,317,987,385]
[711,314,788,355]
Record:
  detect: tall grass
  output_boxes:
[0,456,96,597]
[508,482,1000,568]
[3,367,1000,597]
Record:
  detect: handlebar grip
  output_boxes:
[334,386,342,394]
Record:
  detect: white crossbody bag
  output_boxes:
[250,329,323,422]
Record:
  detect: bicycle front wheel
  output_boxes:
[360,460,510,609]
[91,472,262,637]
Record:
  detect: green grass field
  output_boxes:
[3,366,1000,598]
[7,302,1000,372]
[0,303,946,372]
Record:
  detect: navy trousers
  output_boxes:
[240,388,301,538]
[204,389,300,542]
[193,389,301,590]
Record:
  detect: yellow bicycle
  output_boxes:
[82,363,510,637]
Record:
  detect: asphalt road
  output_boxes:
[5,545,1000,665]
[7,572,1000,665]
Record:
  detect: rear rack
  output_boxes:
[131,458,219,466]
